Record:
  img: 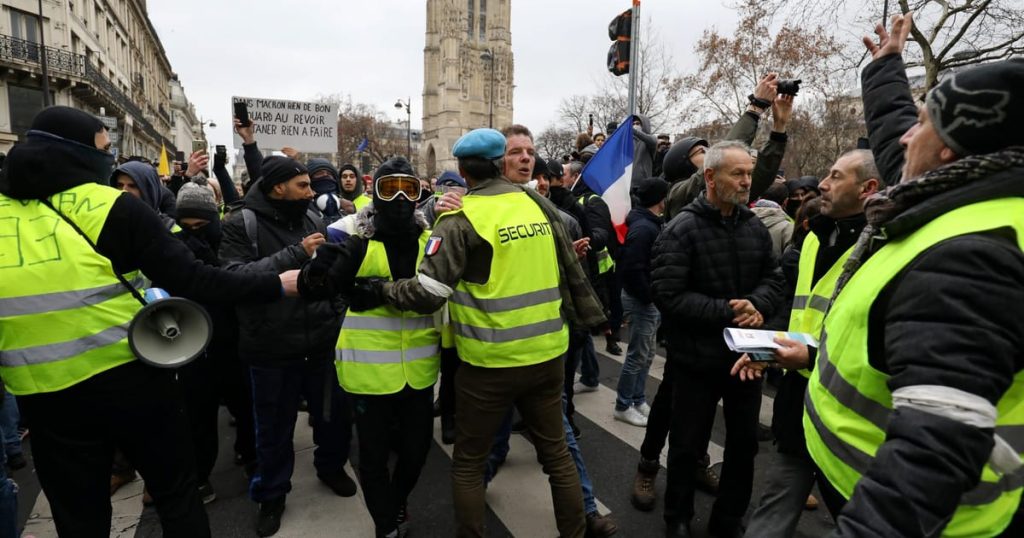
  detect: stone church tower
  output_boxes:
[422,0,514,177]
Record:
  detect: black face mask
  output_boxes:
[268,197,311,221]
[373,197,416,234]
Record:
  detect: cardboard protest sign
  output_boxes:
[231,96,338,153]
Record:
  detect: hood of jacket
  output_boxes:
[662,136,708,182]
[751,205,790,229]
[338,163,364,201]
[0,130,115,200]
[633,114,652,134]
[112,161,163,211]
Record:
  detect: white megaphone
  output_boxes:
[128,288,213,368]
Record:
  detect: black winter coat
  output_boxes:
[651,195,783,371]
[618,208,662,304]
[220,183,340,366]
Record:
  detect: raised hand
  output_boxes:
[863,11,914,61]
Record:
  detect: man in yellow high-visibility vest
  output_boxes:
[340,128,605,537]
[0,106,298,537]
[743,13,1024,536]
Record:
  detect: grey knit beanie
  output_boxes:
[176,180,218,221]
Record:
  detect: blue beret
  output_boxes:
[452,128,506,160]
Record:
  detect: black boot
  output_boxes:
[256,497,286,537]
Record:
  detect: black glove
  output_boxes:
[347,278,387,312]
[307,243,348,282]
[299,243,350,299]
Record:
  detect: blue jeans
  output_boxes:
[249,361,351,502]
[0,400,17,538]
[616,291,660,411]
[484,398,598,515]
[0,392,21,457]
[578,334,599,387]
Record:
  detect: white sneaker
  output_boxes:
[574,381,598,394]
[613,406,648,427]
[634,402,651,417]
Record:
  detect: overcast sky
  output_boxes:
[148,1,744,155]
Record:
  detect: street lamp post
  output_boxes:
[394,98,411,160]
[480,49,495,128]
[37,0,51,107]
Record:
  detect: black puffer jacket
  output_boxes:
[220,182,340,366]
[651,195,783,371]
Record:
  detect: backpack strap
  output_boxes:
[242,208,258,256]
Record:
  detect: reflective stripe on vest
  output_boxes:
[788,234,854,379]
[335,231,440,395]
[442,192,568,367]
[0,184,140,395]
[578,194,615,274]
[0,276,145,317]
[804,198,1024,537]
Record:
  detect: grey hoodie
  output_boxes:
[112,161,177,230]
[632,114,658,181]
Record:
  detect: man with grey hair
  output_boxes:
[651,140,784,537]
[732,147,881,537]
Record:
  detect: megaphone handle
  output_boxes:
[152,310,181,340]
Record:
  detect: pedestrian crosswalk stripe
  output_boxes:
[597,345,776,428]
[429,394,611,537]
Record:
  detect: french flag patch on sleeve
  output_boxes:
[425,236,443,256]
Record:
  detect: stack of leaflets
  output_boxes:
[722,328,819,362]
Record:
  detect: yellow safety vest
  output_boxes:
[0,184,144,395]
[804,198,1024,537]
[443,192,568,368]
[577,194,615,275]
[353,194,372,211]
[787,234,854,378]
[336,231,441,395]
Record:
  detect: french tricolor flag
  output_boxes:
[581,118,634,243]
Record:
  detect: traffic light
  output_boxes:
[607,8,632,76]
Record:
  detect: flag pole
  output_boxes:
[627,0,640,119]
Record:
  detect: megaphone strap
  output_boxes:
[40,199,148,307]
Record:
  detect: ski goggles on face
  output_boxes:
[375,174,422,201]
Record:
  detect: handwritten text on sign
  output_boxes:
[231,96,338,153]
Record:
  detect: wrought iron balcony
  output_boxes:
[0,34,85,77]
[0,33,171,149]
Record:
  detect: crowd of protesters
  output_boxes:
[1,10,1023,538]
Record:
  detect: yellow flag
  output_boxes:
[157,143,171,176]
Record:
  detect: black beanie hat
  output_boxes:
[373,156,416,180]
[259,156,307,193]
[31,106,106,146]
[532,155,548,179]
[926,58,1024,157]
[634,176,669,208]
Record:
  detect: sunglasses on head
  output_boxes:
[375,174,422,201]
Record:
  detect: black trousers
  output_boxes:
[18,361,209,538]
[664,363,761,528]
[641,359,674,461]
[351,385,434,535]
